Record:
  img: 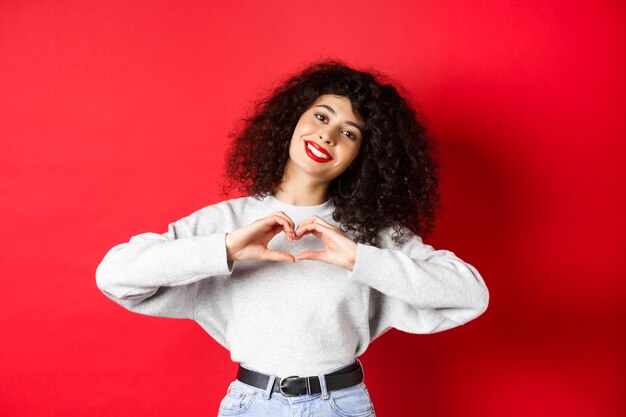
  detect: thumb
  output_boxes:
[295,250,324,262]
[261,249,296,263]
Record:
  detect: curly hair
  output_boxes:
[220,59,441,247]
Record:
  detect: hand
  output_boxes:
[293,216,358,270]
[225,212,297,262]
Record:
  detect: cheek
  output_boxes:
[294,118,316,136]
[289,137,300,154]
[289,124,304,145]
[289,135,306,158]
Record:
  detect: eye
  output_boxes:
[342,130,357,140]
[314,113,328,122]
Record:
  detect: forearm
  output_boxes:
[347,243,489,322]
[96,232,233,300]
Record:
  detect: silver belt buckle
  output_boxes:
[279,375,303,396]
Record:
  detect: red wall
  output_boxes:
[1,1,624,416]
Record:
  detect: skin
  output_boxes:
[274,94,365,206]
[225,94,366,271]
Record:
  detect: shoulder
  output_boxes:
[374,225,424,251]
[190,195,251,217]
[190,194,267,225]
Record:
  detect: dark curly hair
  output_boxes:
[220,59,441,247]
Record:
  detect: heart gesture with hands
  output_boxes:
[225,212,298,263]
[293,216,357,270]
[225,212,357,271]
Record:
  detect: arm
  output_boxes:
[346,228,489,337]
[95,205,234,319]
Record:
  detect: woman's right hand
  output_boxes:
[225,212,297,262]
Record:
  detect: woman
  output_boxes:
[96,60,489,417]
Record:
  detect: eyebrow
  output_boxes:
[314,104,365,135]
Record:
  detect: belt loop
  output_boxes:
[317,372,330,400]
[263,374,276,400]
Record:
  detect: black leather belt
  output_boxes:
[236,359,363,397]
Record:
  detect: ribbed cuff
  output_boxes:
[346,243,381,285]
[196,233,234,277]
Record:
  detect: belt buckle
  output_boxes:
[279,375,303,397]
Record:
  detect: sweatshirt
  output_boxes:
[95,193,489,378]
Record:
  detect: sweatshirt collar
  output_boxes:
[261,193,334,218]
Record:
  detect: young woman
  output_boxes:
[96,60,489,417]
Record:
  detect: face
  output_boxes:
[287,94,365,182]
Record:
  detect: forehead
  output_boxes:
[309,94,364,122]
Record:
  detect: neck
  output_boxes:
[272,161,330,206]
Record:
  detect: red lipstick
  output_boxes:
[304,140,333,163]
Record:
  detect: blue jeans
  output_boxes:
[216,361,377,417]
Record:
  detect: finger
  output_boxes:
[269,213,296,240]
[295,250,325,262]
[271,211,296,234]
[297,228,325,242]
[261,249,296,262]
[296,216,340,235]
[263,217,287,238]
[263,215,295,241]
[294,222,330,238]
[297,216,324,229]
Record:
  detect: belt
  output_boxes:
[235,359,364,397]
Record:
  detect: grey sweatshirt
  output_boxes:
[96,194,489,378]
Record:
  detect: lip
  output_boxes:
[303,140,333,162]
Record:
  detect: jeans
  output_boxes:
[216,362,377,417]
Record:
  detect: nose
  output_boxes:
[318,132,335,146]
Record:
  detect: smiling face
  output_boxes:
[286,94,365,183]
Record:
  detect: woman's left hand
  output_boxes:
[293,216,357,270]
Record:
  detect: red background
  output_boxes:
[1,1,624,416]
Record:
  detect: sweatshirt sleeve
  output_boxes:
[346,228,489,337]
[95,204,234,319]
